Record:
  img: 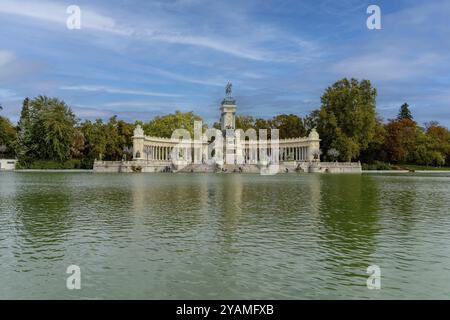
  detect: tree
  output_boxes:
[235,115,255,132]
[331,129,360,162]
[316,78,378,161]
[143,110,205,138]
[271,114,306,139]
[397,103,413,121]
[80,119,108,163]
[70,129,85,159]
[16,96,76,163]
[327,148,340,161]
[103,116,134,160]
[0,116,16,157]
[38,98,76,161]
[413,130,445,166]
[303,110,320,132]
[383,118,418,163]
[425,122,450,165]
[79,117,135,164]
[360,117,386,163]
[16,98,33,161]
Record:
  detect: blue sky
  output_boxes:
[0,0,449,126]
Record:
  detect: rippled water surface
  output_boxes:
[1,172,450,299]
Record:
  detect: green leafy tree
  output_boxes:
[360,117,386,163]
[38,98,76,161]
[424,122,450,166]
[79,117,135,164]
[70,129,85,159]
[16,98,33,161]
[413,130,445,166]
[80,119,108,163]
[317,78,378,161]
[16,96,76,163]
[271,114,306,139]
[144,110,205,138]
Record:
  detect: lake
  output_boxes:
[1,172,450,299]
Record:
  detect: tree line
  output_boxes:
[1,78,450,169]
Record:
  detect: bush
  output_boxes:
[16,159,83,169]
[362,161,392,170]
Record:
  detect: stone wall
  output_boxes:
[93,160,362,174]
[93,160,172,173]
[316,162,362,173]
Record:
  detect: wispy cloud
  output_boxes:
[137,31,268,61]
[0,0,318,62]
[0,88,18,99]
[332,51,442,81]
[147,67,224,87]
[60,85,182,97]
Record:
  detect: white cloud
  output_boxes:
[148,67,224,87]
[332,51,441,81]
[0,0,317,62]
[59,85,182,97]
[140,31,267,61]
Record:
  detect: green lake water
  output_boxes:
[0,172,450,299]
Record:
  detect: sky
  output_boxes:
[0,0,449,126]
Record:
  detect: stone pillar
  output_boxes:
[307,128,320,161]
[132,125,145,160]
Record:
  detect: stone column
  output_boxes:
[132,125,145,160]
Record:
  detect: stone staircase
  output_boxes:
[175,163,263,173]
[176,163,217,173]
[220,164,261,173]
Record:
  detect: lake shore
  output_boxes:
[363,170,450,174]
[5,168,450,174]
[13,169,93,173]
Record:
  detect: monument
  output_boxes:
[93,83,361,173]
